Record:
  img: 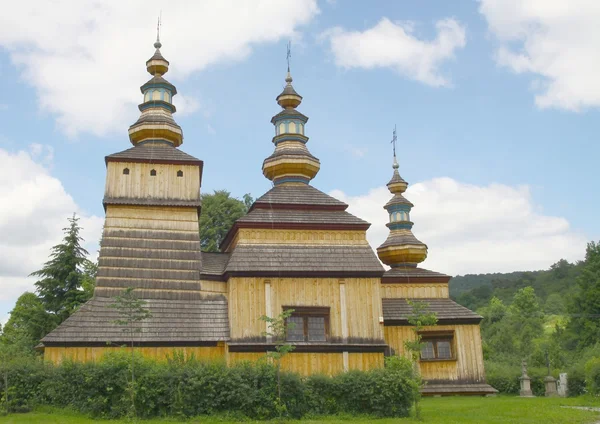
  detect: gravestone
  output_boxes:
[545,375,558,397]
[557,373,568,397]
[519,360,534,397]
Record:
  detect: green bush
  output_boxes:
[585,357,600,396]
[0,352,418,419]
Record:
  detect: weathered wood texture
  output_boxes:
[228,277,383,341]
[96,205,202,299]
[200,280,228,295]
[381,283,449,299]
[45,345,225,364]
[229,229,368,250]
[228,352,383,376]
[384,324,486,382]
[105,162,200,200]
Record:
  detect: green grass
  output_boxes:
[1,396,599,423]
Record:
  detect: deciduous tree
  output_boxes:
[199,190,252,252]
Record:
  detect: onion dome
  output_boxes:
[128,36,183,147]
[263,68,320,185]
[377,152,428,267]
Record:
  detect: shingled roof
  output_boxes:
[382,298,482,325]
[253,184,347,209]
[236,209,369,227]
[41,296,229,345]
[382,267,451,283]
[200,252,230,280]
[106,144,202,165]
[226,245,384,276]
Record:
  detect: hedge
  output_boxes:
[0,352,418,419]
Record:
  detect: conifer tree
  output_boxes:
[31,214,92,323]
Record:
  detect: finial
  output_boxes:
[286,41,291,73]
[391,125,399,169]
[154,14,162,49]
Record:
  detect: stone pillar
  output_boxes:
[520,360,534,397]
[545,376,558,397]
[557,373,568,397]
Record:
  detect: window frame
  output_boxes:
[418,331,456,361]
[283,306,330,343]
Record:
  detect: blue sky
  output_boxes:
[0,0,597,322]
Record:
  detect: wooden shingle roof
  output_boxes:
[200,252,230,279]
[226,245,384,276]
[41,297,229,345]
[253,184,347,209]
[236,209,369,227]
[382,267,451,283]
[106,144,202,165]
[382,298,482,325]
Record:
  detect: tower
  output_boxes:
[40,34,229,361]
[377,131,496,395]
[376,134,428,268]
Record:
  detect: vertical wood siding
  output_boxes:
[228,352,383,376]
[105,162,200,201]
[45,345,225,364]
[228,277,383,341]
[381,283,449,299]
[384,325,486,382]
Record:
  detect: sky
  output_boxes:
[0,0,598,325]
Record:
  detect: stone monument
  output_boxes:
[557,373,568,397]
[519,360,534,397]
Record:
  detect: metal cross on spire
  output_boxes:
[286,41,292,72]
[155,13,162,46]
[391,125,397,158]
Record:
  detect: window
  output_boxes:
[122,168,129,175]
[284,306,329,342]
[150,169,157,176]
[419,333,454,360]
[177,170,183,177]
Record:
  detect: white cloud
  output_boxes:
[0,1,319,137]
[323,18,466,87]
[344,145,368,158]
[480,0,600,110]
[0,146,103,316]
[331,177,587,275]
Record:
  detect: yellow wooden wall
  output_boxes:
[200,280,228,295]
[228,352,383,376]
[104,205,199,232]
[45,345,225,364]
[105,161,200,201]
[381,283,448,299]
[384,324,486,382]
[228,277,383,341]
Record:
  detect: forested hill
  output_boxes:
[450,259,584,312]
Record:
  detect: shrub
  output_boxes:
[0,353,418,419]
[585,357,600,396]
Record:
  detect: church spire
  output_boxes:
[262,43,320,185]
[377,128,427,267]
[128,24,183,147]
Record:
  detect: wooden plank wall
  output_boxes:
[228,352,383,376]
[105,162,200,200]
[381,283,449,299]
[228,277,383,341]
[384,325,486,382]
[45,345,225,364]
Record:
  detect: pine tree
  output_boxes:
[31,214,91,323]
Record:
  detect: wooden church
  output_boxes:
[40,37,496,396]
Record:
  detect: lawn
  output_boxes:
[1,396,599,423]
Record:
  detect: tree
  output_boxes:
[1,292,56,350]
[200,190,252,252]
[260,309,295,416]
[109,287,152,418]
[566,241,600,350]
[403,300,437,420]
[31,214,92,323]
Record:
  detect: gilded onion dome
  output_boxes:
[262,68,320,185]
[377,152,428,267]
[128,36,183,147]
